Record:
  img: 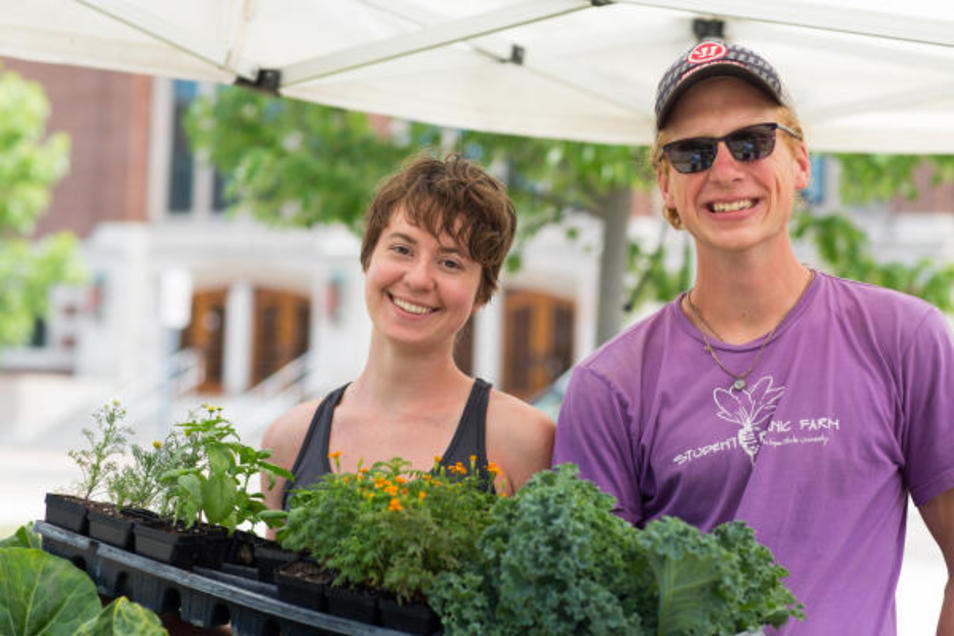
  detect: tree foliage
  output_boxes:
[0,67,81,348]
[836,154,954,206]
[792,211,954,312]
[185,88,408,232]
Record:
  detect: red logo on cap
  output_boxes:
[687,42,727,64]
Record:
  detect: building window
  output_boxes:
[166,79,228,217]
[169,80,196,214]
[803,155,826,207]
[29,316,47,348]
[212,170,228,213]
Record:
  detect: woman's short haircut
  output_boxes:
[360,154,517,305]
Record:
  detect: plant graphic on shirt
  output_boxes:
[713,376,786,464]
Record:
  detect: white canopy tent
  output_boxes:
[1,0,953,153]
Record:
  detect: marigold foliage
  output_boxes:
[278,456,496,603]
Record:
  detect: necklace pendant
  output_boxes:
[733,378,746,391]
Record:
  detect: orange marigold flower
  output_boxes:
[395,476,407,485]
[469,454,477,465]
[328,451,342,460]
[402,488,408,495]
[422,474,432,481]
[418,491,427,500]
[385,485,399,496]
[388,498,403,512]
[487,461,502,476]
[454,462,467,474]
[433,455,442,465]
[359,468,369,474]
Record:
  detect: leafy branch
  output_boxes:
[792,211,954,312]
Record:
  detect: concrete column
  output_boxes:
[473,292,503,386]
[223,281,253,394]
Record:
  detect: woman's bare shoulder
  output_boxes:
[486,389,555,491]
[487,389,554,430]
[261,398,322,461]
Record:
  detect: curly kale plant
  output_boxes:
[430,463,803,636]
[430,463,653,634]
[636,516,804,634]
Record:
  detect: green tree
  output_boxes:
[185,88,408,232]
[0,67,80,348]
[836,154,954,206]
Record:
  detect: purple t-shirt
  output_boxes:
[553,272,954,635]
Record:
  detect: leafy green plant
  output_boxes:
[0,523,41,549]
[75,597,166,635]
[279,454,498,603]
[430,464,803,635]
[160,404,293,532]
[67,400,133,501]
[0,540,165,635]
[106,431,183,515]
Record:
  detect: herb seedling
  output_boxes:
[67,400,133,502]
[160,404,293,533]
[107,432,182,516]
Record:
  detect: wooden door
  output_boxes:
[181,289,227,393]
[251,289,311,386]
[503,290,575,400]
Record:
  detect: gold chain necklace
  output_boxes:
[685,270,815,391]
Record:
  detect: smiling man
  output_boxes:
[553,40,954,634]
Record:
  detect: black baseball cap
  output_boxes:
[655,40,793,130]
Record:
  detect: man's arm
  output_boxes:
[553,366,642,525]
[920,487,954,635]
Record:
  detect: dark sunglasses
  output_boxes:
[662,122,802,174]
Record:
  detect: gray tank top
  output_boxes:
[283,378,493,508]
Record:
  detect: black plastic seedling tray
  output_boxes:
[34,521,412,636]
